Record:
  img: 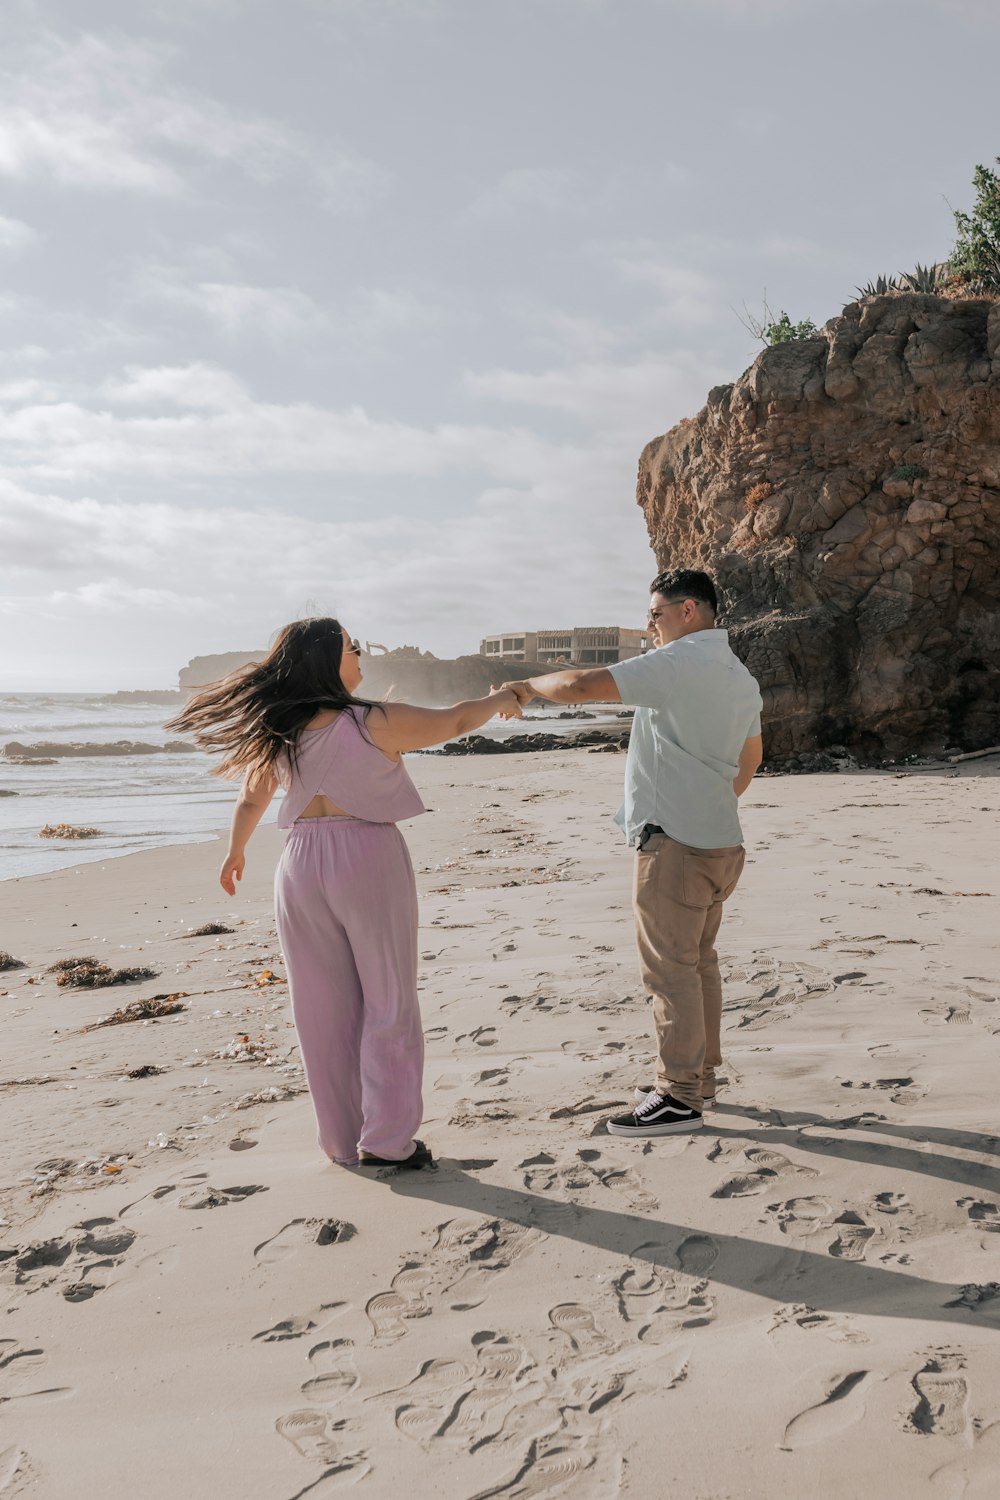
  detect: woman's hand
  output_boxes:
[489,687,523,720]
[220,852,245,896]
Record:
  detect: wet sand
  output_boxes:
[1,752,999,1499]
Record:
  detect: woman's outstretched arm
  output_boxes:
[220,769,278,894]
[366,688,522,757]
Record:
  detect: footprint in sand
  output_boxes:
[768,1305,870,1345]
[10,1219,138,1300]
[254,1219,354,1264]
[467,1436,599,1499]
[920,1005,972,1027]
[274,1409,370,1484]
[873,1191,910,1216]
[909,1350,970,1438]
[548,1304,613,1354]
[520,1155,657,1212]
[781,1370,870,1449]
[614,1242,716,1336]
[365,1263,437,1342]
[373,1357,473,1436]
[675,1234,719,1278]
[301,1340,359,1398]
[430,1379,521,1453]
[766,1197,834,1240]
[389,1265,435,1314]
[713,1147,817,1199]
[455,1026,498,1048]
[365,1291,417,1344]
[432,1219,543,1310]
[828,1212,879,1262]
[253,1305,347,1342]
[177,1184,267,1210]
[957,1198,1000,1234]
[390,1340,532,1453]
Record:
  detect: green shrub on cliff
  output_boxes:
[951,157,1000,294]
[856,264,950,300]
[765,311,818,344]
[738,294,817,345]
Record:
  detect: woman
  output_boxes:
[167,618,521,1171]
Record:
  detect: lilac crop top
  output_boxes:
[275,706,426,829]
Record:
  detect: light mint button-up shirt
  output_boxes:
[609,628,763,850]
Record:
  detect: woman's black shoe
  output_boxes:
[358,1138,434,1169]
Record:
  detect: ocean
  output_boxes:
[0,694,627,881]
[0,693,255,881]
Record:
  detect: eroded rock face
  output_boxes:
[637,294,1000,759]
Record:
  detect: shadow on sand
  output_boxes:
[388,1161,1000,1331]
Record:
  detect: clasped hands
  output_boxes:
[489,680,535,720]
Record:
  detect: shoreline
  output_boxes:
[2,752,999,1498]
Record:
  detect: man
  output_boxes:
[501,568,763,1138]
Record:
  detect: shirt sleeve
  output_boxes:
[609,648,674,709]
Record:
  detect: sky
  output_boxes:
[2,0,998,689]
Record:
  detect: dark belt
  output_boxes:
[636,823,663,850]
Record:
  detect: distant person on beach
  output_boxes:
[168,619,522,1172]
[499,569,763,1139]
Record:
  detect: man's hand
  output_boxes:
[487,687,524,721]
[499,680,535,709]
[490,681,533,719]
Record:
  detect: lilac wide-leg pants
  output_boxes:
[274,817,424,1166]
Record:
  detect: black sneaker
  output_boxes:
[358,1138,434,1169]
[634,1083,716,1108]
[607,1092,703,1137]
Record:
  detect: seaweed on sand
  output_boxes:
[0,951,26,971]
[49,956,159,989]
[181,922,235,937]
[84,994,188,1030]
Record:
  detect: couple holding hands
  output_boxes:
[169,568,763,1173]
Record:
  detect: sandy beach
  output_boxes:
[2,749,999,1499]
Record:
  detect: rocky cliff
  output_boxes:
[637,294,1000,760]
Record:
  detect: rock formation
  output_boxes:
[637,294,1000,760]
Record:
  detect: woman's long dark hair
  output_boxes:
[166,617,373,782]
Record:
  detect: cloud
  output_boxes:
[0,30,385,201]
[612,252,720,326]
[0,361,567,483]
[1,444,654,686]
[0,338,721,684]
[142,274,330,337]
[464,351,727,434]
[518,308,624,361]
[0,215,38,252]
[0,377,57,403]
[100,363,251,410]
[463,168,584,223]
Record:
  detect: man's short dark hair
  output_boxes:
[649,568,718,614]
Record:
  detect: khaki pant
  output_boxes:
[633,831,745,1110]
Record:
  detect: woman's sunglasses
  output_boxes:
[345,638,362,656]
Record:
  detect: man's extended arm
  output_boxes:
[503,667,621,706]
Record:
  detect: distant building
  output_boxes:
[478,626,648,665]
